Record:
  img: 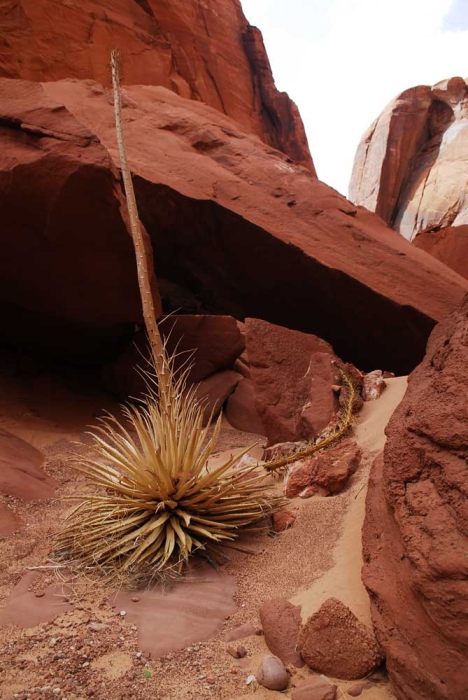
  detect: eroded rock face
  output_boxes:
[414,225,468,280]
[0,79,157,363]
[0,0,313,170]
[193,369,240,423]
[103,315,245,396]
[1,77,466,372]
[362,294,468,700]
[350,77,468,278]
[225,378,266,435]
[245,319,339,444]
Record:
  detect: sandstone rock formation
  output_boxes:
[0,79,153,363]
[245,319,339,444]
[103,315,244,421]
[259,598,303,667]
[193,369,240,423]
[284,439,361,499]
[225,378,266,435]
[1,77,466,372]
[415,224,468,279]
[297,598,383,680]
[0,0,313,170]
[363,293,468,700]
[103,315,245,395]
[350,77,468,278]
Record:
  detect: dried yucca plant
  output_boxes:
[53,51,284,586]
[54,364,284,586]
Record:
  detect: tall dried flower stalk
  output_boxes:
[53,51,285,586]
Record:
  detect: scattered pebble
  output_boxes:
[88,622,109,632]
[256,655,289,691]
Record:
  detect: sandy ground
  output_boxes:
[0,353,407,700]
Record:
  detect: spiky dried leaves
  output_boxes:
[54,361,285,586]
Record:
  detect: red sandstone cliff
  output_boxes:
[349,77,468,279]
[363,293,468,700]
[0,0,314,171]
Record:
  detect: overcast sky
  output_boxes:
[240,0,468,196]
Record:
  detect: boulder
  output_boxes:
[193,370,241,424]
[245,318,340,444]
[362,370,386,401]
[291,676,337,700]
[256,655,289,691]
[0,0,313,170]
[225,378,266,435]
[284,439,362,498]
[1,78,466,372]
[259,598,304,667]
[362,293,468,700]
[297,598,383,680]
[103,315,245,397]
[350,77,468,279]
[160,315,245,383]
[0,429,56,501]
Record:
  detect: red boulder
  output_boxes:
[297,598,383,680]
[362,293,468,700]
[284,439,362,498]
[259,598,304,667]
[245,319,340,445]
[225,378,266,435]
[103,315,245,399]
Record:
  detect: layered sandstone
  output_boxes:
[363,294,468,699]
[350,77,468,278]
[0,0,313,170]
[1,77,467,371]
